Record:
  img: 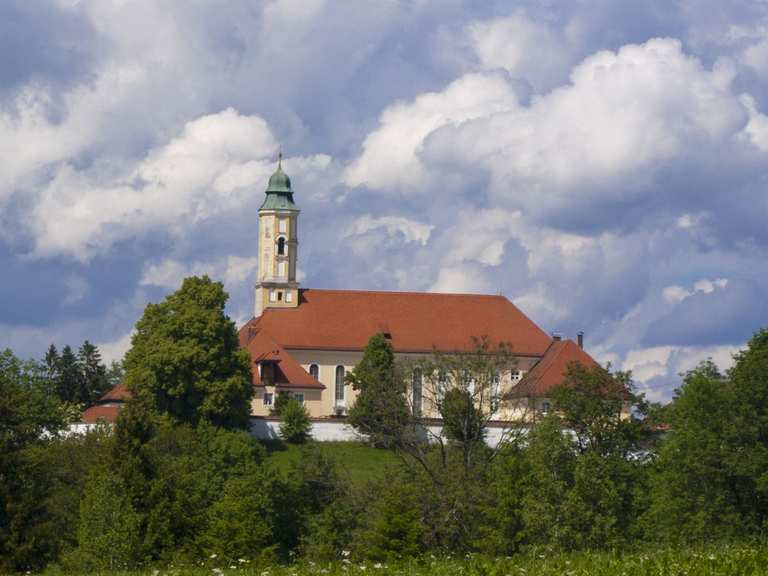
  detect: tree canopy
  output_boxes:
[123,275,253,429]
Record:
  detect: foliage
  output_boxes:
[643,360,745,542]
[0,348,65,571]
[123,275,253,429]
[356,475,425,560]
[280,397,312,443]
[550,362,647,457]
[201,466,280,563]
[347,333,411,448]
[44,340,114,406]
[440,387,484,446]
[69,466,141,571]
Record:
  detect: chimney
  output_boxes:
[552,332,562,342]
[577,331,584,348]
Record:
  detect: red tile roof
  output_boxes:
[100,382,131,402]
[240,289,552,355]
[244,327,325,389]
[82,404,122,423]
[512,339,599,397]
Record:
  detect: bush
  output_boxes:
[200,466,279,563]
[280,398,312,444]
[68,466,141,571]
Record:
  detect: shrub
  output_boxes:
[280,398,312,444]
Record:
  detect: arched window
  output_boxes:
[335,365,345,403]
[412,368,422,416]
[309,364,319,380]
[277,236,286,256]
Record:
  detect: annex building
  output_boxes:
[82,158,600,428]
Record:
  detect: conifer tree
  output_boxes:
[57,345,82,404]
[77,340,109,404]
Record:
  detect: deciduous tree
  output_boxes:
[123,275,253,429]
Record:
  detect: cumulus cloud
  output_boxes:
[342,216,434,246]
[343,73,518,191]
[468,11,572,91]
[4,1,768,403]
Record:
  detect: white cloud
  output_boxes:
[430,264,494,294]
[98,330,134,364]
[342,215,434,246]
[468,11,571,91]
[662,277,728,303]
[0,66,146,199]
[28,109,333,260]
[140,255,258,292]
[343,73,518,191]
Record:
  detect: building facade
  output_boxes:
[238,159,604,423]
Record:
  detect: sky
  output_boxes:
[2,0,768,402]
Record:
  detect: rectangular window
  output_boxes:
[294,393,305,405]
[278,261,286,277]
[263,393,273,406]
[269,289,276,302]
[412,369,422,416]
[286,291,293,303]
[278,219,287,233]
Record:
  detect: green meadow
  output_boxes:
[45,547,768,576]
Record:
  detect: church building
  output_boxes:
[237,158,600,423]
[82,157,603,427]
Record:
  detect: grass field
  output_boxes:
[48,546,768,575]
[263,441,401,485]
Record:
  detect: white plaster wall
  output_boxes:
[248,417,529,447]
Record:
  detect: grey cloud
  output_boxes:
[644,278,768,347]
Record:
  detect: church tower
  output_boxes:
[254,154,300,317]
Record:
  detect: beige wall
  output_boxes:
[251,349,547,421]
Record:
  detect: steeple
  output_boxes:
[254,153,301,317]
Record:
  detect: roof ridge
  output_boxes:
[300,287,507,299]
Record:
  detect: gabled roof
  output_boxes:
[82,404,122,423]
[243,327,325,389]
[512,339,599,397]
[240,289,552,355]
[100,382,131,402]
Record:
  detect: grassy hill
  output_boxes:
[263,441,401,485]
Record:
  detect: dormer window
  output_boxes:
[261,362,276,386]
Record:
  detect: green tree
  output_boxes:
[520,416,575,549]
[123,275,253,429]
[106,360,124,388]
[57,345,83,404]
[77,340,110,404]
[550,362,646,457]
[70,467,141,571]
[201,467,280,562]
[728,329,768,529]
[347,333,411,448]
[280,397,311,443]
[356,475,425,560]
[643,360,742,543]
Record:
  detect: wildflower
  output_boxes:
[342,550,351,557]
[211,554,218,559]
[373,563,382,569]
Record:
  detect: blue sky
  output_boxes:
[2,0,768,401]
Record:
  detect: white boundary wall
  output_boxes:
[250,417,527,447]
